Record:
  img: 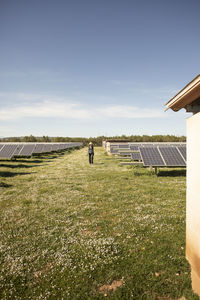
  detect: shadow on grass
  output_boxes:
[0,171,34,178]
[35,154,60,159]
[0,181,12,188]
[158,169,186,177]
[11,159,43,163]
[134,171,155,177]
[0,163,41,169]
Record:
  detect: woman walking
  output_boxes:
[88,142,94,164]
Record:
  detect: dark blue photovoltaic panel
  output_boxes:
[0,144,4,150]
[131,152,141,161]
[139,147,165,166]
[177,146,186,161]
[63,144,71,149]
[33,144,45,154]
[130,145,140,150]
[159,147,186,166]
[13,144,24,156]
[0,144,18,158]
[42,144,53,153]
[58,144,65,150]
[110,149,119,154]
[51,144,60,151]
[18,144,36,156]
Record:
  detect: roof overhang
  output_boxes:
[165,74,200,112]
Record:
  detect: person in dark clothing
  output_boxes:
[88,142,94,164]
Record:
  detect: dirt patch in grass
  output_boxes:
[98,279,123,293]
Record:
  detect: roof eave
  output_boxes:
[165,74,200,112]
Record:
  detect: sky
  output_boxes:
[0,0,200,138]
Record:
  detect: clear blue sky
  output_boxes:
[0,0,199,137]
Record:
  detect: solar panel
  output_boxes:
[110,149,119,154]
[57,144,64,150]
[159,147,186,166]
[0,144,4,151]
[42,144,53,153]
[51,144,60,151]
[0,144,18,159]
[139,147,165,166]
[130,145,140,150]
[131,152,141,161]
[33,144,45,154]
[13,144,24,156]
[118,144,130,149]
[63,144,70,149]
[18,144,36,156]
[177,146,186,161]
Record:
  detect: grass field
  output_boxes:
[0,147,198,299]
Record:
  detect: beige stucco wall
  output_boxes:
[186,112,200,295]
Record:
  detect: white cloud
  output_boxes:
[98,105,166,118]
[0,101,91,120]
[0,92,178,121]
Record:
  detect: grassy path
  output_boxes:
[0,147,197,299]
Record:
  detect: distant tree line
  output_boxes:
[0,134,186,146]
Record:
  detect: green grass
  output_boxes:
[0,147,198,299]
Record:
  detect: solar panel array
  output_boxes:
[0,142,83,159]
[104,141,186,167]
[139,146,186,167]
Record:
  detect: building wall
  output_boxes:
[186,112,200,295]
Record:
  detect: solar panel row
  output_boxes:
[139,146,186,167]
[0,143,83,159]
[105,141,186,168]
[109,142,186,153]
